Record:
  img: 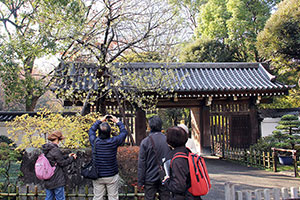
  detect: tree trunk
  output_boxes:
[25,95,39,111]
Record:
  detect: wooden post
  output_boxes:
[263,152,266,168]
[124,185,128,198]
[66,186,69,200]
[85,185,89,200]
[267,152,271,169]
[16,186,20,200]
[272,148,277,172]
[34,186,38,200]
[7,185,11,200]
[75,185,79,200]
[26,185,29,200]
[134,186,138,200]
[135,108,146,145]
[292,150,299,177]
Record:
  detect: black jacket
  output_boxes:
[164,146,201,200]
[42,143,74,189]
[138,132,170,186]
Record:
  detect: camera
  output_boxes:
[106,115,112,119]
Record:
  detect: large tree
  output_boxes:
[179,38,234,62]
[54,0,183,114]
[257,0,300,108]
[0,0,86,111]
[195,0,281,62]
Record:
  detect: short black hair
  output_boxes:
[98,122,111,139]
[148,115,162,132]
[166,126,188,148]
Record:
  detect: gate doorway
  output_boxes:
[210,101,251,157]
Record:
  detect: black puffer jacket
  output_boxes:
[164,146,201,200]
[138,132,170,186]
[42,143,74,189]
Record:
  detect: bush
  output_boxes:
[0,142,22,192]
[117,146,139,189]
[0,135,16,148]
[5,109,120,150]
[251,114,300,153]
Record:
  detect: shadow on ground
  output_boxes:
[201,156,300,200]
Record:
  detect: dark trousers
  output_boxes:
[144,181,170,200]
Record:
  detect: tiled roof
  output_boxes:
[0,112,77,122]
[53,62,290,97]
[259,108,300,118]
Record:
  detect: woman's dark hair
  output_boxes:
[166,126,188,148]
[148,115,162,132]
[98,122,111,139]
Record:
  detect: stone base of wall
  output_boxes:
[20,147,93,190]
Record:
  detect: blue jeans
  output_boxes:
[45,186,65,200]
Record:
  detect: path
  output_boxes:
[202,156,300,200]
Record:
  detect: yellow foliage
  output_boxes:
[5,108,110,150]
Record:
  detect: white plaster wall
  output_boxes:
[260,118,280,137]
[0,122,8,137]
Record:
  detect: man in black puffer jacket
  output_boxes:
[138,115,170,200]
[88,115,128,200]
[42,130,77,200]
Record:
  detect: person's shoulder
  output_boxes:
[140,136,150,145]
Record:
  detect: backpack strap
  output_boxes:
[170,152,188,166]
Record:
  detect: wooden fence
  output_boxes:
[224,147,299,177]
[0,185,149,200]
[225,182,300,200]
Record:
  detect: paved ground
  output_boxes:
[201,156,300,200]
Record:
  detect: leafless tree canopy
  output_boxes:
[62,0,181,64]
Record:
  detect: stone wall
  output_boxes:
[20,147,93,190]
[19,146,139,193]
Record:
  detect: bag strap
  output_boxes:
[171,152,188,166]
[91,139,98,166]
[149,135,162,168]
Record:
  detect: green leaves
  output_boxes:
[180,38,233,62]
[196,0,276,62]
[0,0,87,110]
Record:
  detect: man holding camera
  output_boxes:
[88,115,128,200]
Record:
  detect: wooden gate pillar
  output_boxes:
[191,107,201,153]
[249,103,259,144]
[135,108,147,145]
[191,105,210,154]
[201,105,211,154]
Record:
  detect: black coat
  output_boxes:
[42,143,74,189]
[164,147,201,200]
[138,132,170,186]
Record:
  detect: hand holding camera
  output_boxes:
[101,115,119,123]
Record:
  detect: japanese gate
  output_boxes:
[53,62,290,155]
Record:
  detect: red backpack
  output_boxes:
[171,151,211,196]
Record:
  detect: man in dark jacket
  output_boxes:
[42,130,77,200]
[88,115,128,200]
[138,115,170,200]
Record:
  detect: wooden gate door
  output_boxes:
[210,101,250,157]
[230,115,251,148]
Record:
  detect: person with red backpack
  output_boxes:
[163,126,207,200]
[41,130,77,200]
